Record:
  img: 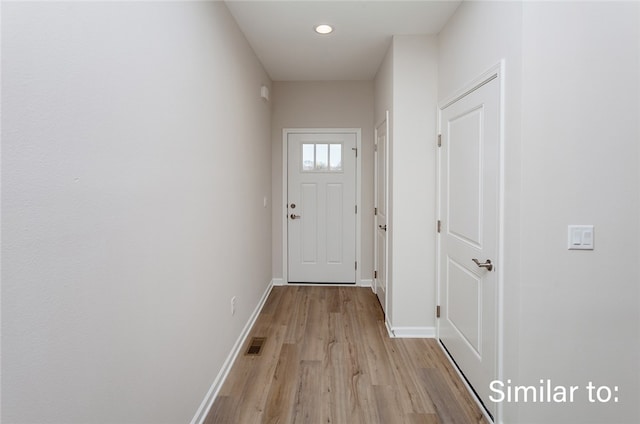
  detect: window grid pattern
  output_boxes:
[302,143,343,172]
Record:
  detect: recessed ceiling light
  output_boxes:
[314,24,333,35]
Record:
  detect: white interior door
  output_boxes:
[374,117,388,314]
[287,132,356,283]
[438,75,500,419]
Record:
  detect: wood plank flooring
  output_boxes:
[205,286,489,424]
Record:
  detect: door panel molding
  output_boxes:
[282,128,362,285]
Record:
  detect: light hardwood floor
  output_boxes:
[206,286,489,424]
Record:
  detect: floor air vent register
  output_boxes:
[245,337,266,356]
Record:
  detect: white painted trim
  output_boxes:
[286,283,358,287]
[390,326,436,338]
[384,319,394,338]
[271,278,285,287]
[190,281,274,424]
[281,129,289,286]
[358,279,372,288]
[282,128,362,285]
[496,59,507,424]
[436,61,505,424]
[439,67,499,110]
[355,129,362,285]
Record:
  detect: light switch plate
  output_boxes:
[568,225,594,250]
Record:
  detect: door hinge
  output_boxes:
[355,205,357,214]
[437,134,442,147]
[436,305,441,318]
[437,220,441,233]
[374,207,377,216]
[374,270,378,279]
[352,147,358,157]
[374,144,378,152]
[355,261,358,271]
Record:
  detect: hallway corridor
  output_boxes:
[206,286,488,423]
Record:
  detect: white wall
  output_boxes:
[374,43,393,130]
[438,1,639,423]
[518,2,639,423]
[270,81,374,282]
[1,2,272,423]
[390,36,439,331]
[373,36,438,333]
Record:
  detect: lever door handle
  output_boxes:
[290,214,301,220]
[378,224,387,231]
[472,258,493,271]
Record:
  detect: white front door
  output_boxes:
[374,117,388,314]
[287,132,357,283]
[438,75,500,419]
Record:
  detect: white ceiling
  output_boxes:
[225,1,462,81]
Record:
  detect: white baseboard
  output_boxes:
[358,278,372,288]
[385,319,394,337]
[390,326,436,338]
[190,280,274,424]
[273,278,369,287]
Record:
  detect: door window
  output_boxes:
[301,143,343,172]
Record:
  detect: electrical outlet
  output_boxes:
[231,296,236,316]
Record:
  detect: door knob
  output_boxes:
[472,258,493,271]
[290,214,301,219]
[378,224,387,231]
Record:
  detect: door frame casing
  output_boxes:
[282,128,362,285]
[435,61,505,424]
